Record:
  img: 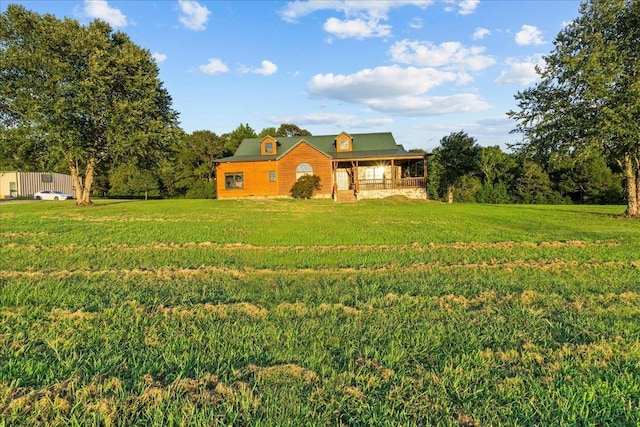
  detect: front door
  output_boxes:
[336,169,350,190]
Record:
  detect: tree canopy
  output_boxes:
[508,0,640,216]
[275,123,312,138]
[0,5,179,204]
[433,131,481,203]
[224,123,257,156]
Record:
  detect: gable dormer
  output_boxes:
[335,132,353,153]
[260,136,278,155]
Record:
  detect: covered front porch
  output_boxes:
[331,154,427,201]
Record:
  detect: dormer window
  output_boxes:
[336,132,353,152]
[260,136,278,155]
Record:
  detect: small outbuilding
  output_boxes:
[0,171,75,199]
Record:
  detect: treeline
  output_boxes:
[426,131,624,205]
[92,123,311,199]
[98,125,623,205]
[7,115,621,204]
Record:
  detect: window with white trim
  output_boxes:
[296,163,313,180]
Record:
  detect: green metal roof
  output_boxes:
[216,132,424,162]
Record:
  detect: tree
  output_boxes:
[513,161,558,204]
[508,0,640,216]
[476,146,517,204]
[276,124,312,138]
[0,5,179,205]
[258,127,278,138]
[165,130,224,198]
[454,175,482,203]
[224,123,256,156]
[184,180,216,199]
[434,131,481,203]
[549,154,623,204]
[479,146,517,185]
[108,161,159,200]
[181,130,225,183]
[476,181,513,204]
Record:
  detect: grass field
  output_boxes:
[1,199,639,426]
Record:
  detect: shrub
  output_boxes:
[185,180,216,199]
[454,175,481,202]
[476,182,513,204]
[291,175,321,199]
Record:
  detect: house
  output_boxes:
[0,171,75,199]
[215,132,427,201]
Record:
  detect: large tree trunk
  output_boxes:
[447,184,455,203]
[79,158,96,205]
[623,153,639,217]
[68,156,95,206]
[69,158,83,202]
[635,157,639,217]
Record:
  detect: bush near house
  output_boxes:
[185,180,216,199]
[290,175,321,199]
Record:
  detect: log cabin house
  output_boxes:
[214,132,427,201]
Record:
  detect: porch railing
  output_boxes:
[357,177,426,190]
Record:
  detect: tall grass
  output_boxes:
[1,199,639,425]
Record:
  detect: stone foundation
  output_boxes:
[357,188,427,200]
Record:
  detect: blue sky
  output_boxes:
[2,0,582,151]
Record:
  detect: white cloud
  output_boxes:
[324,17,391,39]
[389,40,496,72]
[280,1,432,39]
[280,1,433,23]
[515,25,545,46]
[367,94,491,115]
[494,56,544,85]
[308,65,490,116]
[152,52,168,63]
[455,73,474,85]
[458,0,480,15]
[243,60,278,76]
[198,58,228,75]
[83,0,127,27]
[255,60,278,76]
[443,0,479,15]
[409,18,423,30]
[178,0,211,31]
[472,27,490,40]
[309,65,458,102]
[268,113,393,129]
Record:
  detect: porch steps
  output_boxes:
[335,190,357,203]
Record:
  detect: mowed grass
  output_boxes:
[1,199,639,426]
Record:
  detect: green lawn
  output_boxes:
[1,199,639,426]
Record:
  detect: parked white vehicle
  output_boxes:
[33,190,74,200]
